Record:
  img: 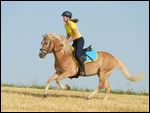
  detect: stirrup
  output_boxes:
[79,70,86,76]
[83,45,92,51]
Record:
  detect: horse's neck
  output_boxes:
[53,51,70,63]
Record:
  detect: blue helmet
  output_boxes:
[61,11,72,18]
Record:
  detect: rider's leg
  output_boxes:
[77,58,86,75]
[74,37,85,75]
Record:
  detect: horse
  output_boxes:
[39,33,144,100]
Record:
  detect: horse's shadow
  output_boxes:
[2,89,102,100]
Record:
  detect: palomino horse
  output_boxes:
[39,33,144,100]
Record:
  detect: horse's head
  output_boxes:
[39,33,64,58]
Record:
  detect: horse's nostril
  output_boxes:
[39,53,41,58]
[39,53,43,58]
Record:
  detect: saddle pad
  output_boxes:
[84,50,98,63]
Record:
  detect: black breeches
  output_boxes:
[72,37,85,61]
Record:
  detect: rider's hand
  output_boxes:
[67,38,73,43]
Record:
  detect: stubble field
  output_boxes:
[1,86,149,112]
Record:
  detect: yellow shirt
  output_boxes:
[65,20,81,39]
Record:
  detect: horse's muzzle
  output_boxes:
[39,49,47,59]
[39,52,45,59]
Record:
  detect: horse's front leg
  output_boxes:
[44,73,59,95]
[56,71,74,90]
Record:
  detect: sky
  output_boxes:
[1,1,149,92]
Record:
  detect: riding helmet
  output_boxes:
[61,11,72,18]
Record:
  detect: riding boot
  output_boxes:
[78,58,86,75]
[80,63,86,75]
[69,64,83,79]
[76,66,82,78]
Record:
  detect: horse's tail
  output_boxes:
[115,57,144,82]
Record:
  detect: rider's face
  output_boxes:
[63,16,69,23]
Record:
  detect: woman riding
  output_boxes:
[61,11,85,76]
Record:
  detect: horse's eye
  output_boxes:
[44,43,48,44]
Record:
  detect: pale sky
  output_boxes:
[1,1,149,92]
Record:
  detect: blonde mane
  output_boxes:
[44,33,72,54]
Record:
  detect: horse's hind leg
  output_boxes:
[87,70,112,100]
[101,71,112,101]
[87,79,104,99]
[87,71,106,99]
[103,79,111,101]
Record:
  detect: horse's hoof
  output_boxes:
[86,97,91,100]
[65,84,70,90]
[43,94,47,97]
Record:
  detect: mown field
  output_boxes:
[1,85,149,112]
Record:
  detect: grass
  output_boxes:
[1,85,149,112]
[1,83,149,96]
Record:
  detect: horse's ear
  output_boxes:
[50,34,56,41]
[43,34,45,39]
[51,34,56,39]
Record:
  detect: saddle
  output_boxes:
[69,45,98,79]
[72,45,98,63]
[80,45,93,62]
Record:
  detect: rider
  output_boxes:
[61,11,86,76]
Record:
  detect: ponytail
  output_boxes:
[70,18,79,23]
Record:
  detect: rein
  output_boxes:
[53,44,64,53]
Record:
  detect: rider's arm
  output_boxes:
[66,33,70,40]
[71,28,78,41]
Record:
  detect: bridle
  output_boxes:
[40,39,51,54]
[40,39,64,54]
